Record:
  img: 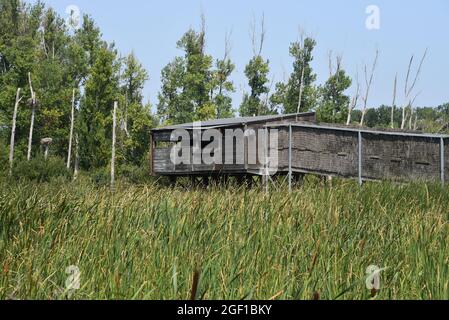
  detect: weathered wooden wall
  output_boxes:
[274,124,447,183]
[152,116,448,184]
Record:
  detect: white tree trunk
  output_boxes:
[9,88,21,176]
[44,145,49,160]
[74,133,80,181]
[296,67,305,114]
[27,72,36,161]
[27,106,35,161]
[67,89,75,169]
[391,75,397,129]
[111,101,118,188]
[401,106,407,130]
[360,108,367,127]
[346,107,352,126]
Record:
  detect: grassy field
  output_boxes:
[1,176,449,300]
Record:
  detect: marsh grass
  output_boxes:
[1,176,449,300]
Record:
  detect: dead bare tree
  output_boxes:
[74,133,80,181]
[67,89,76,169]
[250,13,266,57]
[401,49,428,129]
[407,91,422,130]
[215,30,233,103]
[328,50,333,78]
[199,12,206,54]
[327,52,343,120]
[295,31,307,114]
[391,74,397,129]
[111,101,118,188]
[9,88,22,176]
[249,14,267,116]
[27,72,37,161]
[413,113,418,131]
[347,71,360,126]
[360,49,379,127]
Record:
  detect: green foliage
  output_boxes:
[239,55,272,116]
[213,56,235,119]
[157,25,236,124]
[348,105,449,132]
[89,166,110,186]
[118,164,151,184]
[119,52,153,166]
[0,2,152,173]
[317,68,352,123]
[79,45,120,170]
[0,137,8,173]
[157,57,188,124]
[122,52,148,104]
[11,156,70,182]
[271,38,318,114]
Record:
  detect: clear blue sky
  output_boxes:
[34,0,449,111]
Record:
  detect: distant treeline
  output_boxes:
[0,0,447,174]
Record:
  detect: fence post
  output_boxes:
[288,125,292,193]
[358,131,363,186]
[440,137,445,186]
[264,127,269,193]
[111,101,117,189]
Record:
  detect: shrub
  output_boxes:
[12,156,70,183]
[0,138,8,174]
[90,167,111,186]
[118,164,151,184]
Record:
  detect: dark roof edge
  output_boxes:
[152,112,316,132]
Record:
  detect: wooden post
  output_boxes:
[264,127,269,193]
[67,89,76,169]
[440,137,445,186]
[358,131,363,186]
[150,132,155,176]
[9,88,22,176]
[74,133,80,181]
[27,72,36,161]
[288,125,293,193]
[44,145,49,160]
[111,101,117,188]
[244,124,248,171]
[41,138,53,161]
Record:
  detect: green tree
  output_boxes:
[0,0,43,158]
[271,37,317,114]
[317,58,352,123]
[211,42,235,119]
[239,55,271,117]
[0,1,153,174]
[120,52,153,165]
[157,23,217,124]
[157,57,186,124]
[79,44,120,169]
